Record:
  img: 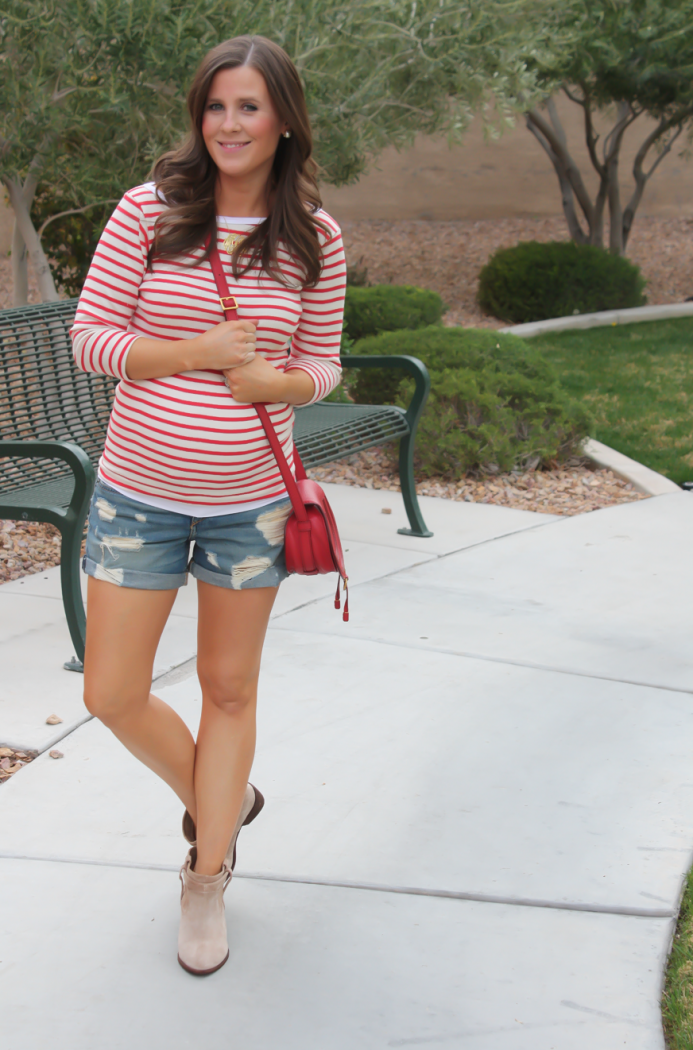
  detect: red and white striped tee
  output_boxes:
[71,182,345,507]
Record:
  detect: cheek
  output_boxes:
[201,112,218,142]
[249,114,281,146]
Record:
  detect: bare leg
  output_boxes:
[193,581,277,876]
[83,577,198,817]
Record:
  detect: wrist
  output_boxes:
[179,336,202,372]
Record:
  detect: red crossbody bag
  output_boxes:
[209,245,349,620]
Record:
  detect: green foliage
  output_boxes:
[32,192,114,299]
[1,0,545,300]
[534,316,693,484]
[527,0,693,117]
[344,284,446,403]
[351,326,591,477]
[344,285,445,341]
[516,0,693,252]
[477,241,647,324]
[663,865,693,1048]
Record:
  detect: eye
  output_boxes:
[242,103,258,112]
[207,102,223,111]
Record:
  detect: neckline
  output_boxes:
[217,216,266,223]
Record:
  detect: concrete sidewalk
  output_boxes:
[1,485,692,1049]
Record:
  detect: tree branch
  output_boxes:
[526,106,595,230]
[524,112,588,243]
[623,120,686,249]
[38,199,119,238]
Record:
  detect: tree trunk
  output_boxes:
[526,94,646,256]
[11,219,29,307]
[4,175,59,303]
[525,104,598,245]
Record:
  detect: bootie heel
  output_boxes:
[177,848,232,976]
[182,783,265,870]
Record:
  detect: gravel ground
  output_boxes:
[3,213,692,318]
[341,215,693,327]
[0,745,36,783]
[0,519,62,583]
[308,447,646,516]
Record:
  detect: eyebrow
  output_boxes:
[206,96,262,104]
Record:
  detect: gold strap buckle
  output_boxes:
[219,295,238,311]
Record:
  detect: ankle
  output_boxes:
[192,854,224,877]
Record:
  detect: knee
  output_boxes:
[83,684,140,725]
[198,668,257,716]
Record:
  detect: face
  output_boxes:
[202,65,288,180]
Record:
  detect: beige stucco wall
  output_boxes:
[2,96,692,253]
[321,95,693,222]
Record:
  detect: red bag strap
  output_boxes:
[208,242,309,516]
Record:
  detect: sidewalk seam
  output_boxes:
[0,852,674,919]
[268,625,693,696]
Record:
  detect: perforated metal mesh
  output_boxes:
[294,403,408,467]
[0,300,115,504]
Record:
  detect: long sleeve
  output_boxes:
[70,192,151,380]
[284,213,346,404]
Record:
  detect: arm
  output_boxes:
[285,217,346,403]
[225,217,346,406]
[70,192,149,380]
[71,189,259,381]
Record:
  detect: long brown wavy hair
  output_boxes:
[150,36,326,287]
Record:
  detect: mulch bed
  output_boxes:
[0,745,36,783]
[1,519,62,584]
[341,215,693,328]
[308,447,646,517]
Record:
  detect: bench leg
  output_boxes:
[397,432,433,538]
[59,517,86,670]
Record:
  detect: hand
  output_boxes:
[224,355,287,404]
[191,320,257,371]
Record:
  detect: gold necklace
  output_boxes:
[223,232,245,255]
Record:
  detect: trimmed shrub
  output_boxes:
[343,284,445,342]
[350,326,592,477]
[477,240,647,324]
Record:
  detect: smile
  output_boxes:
[218,141,251,151]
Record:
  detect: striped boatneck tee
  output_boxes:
[70,182,346,513]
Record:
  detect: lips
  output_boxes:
[218,141,251,151]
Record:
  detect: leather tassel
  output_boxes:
[334,578,341,610]
[342,579,349,622]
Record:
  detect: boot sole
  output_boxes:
[177,949,229,976]
[231,784,265,870]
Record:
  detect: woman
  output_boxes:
[71,35,345,975]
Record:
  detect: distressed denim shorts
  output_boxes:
[83,478,292,591]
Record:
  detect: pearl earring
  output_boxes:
[283,130,292,138]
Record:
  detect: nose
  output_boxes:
[220,107,241,132]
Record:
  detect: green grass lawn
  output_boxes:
[663,867,693,1048]
[532,317,693,485]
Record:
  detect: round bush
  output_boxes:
[343,284,445,342]
[350,326,592,477]
[477,240,647,324]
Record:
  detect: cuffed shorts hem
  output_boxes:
[190,561,289,591]
[82,556,188,591]
[82,478,292,593]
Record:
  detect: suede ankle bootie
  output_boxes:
[178,848,232,976]
[182,783,265,870]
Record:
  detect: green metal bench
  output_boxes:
[0,299,431,669]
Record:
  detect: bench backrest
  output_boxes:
[0,299,116,491]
